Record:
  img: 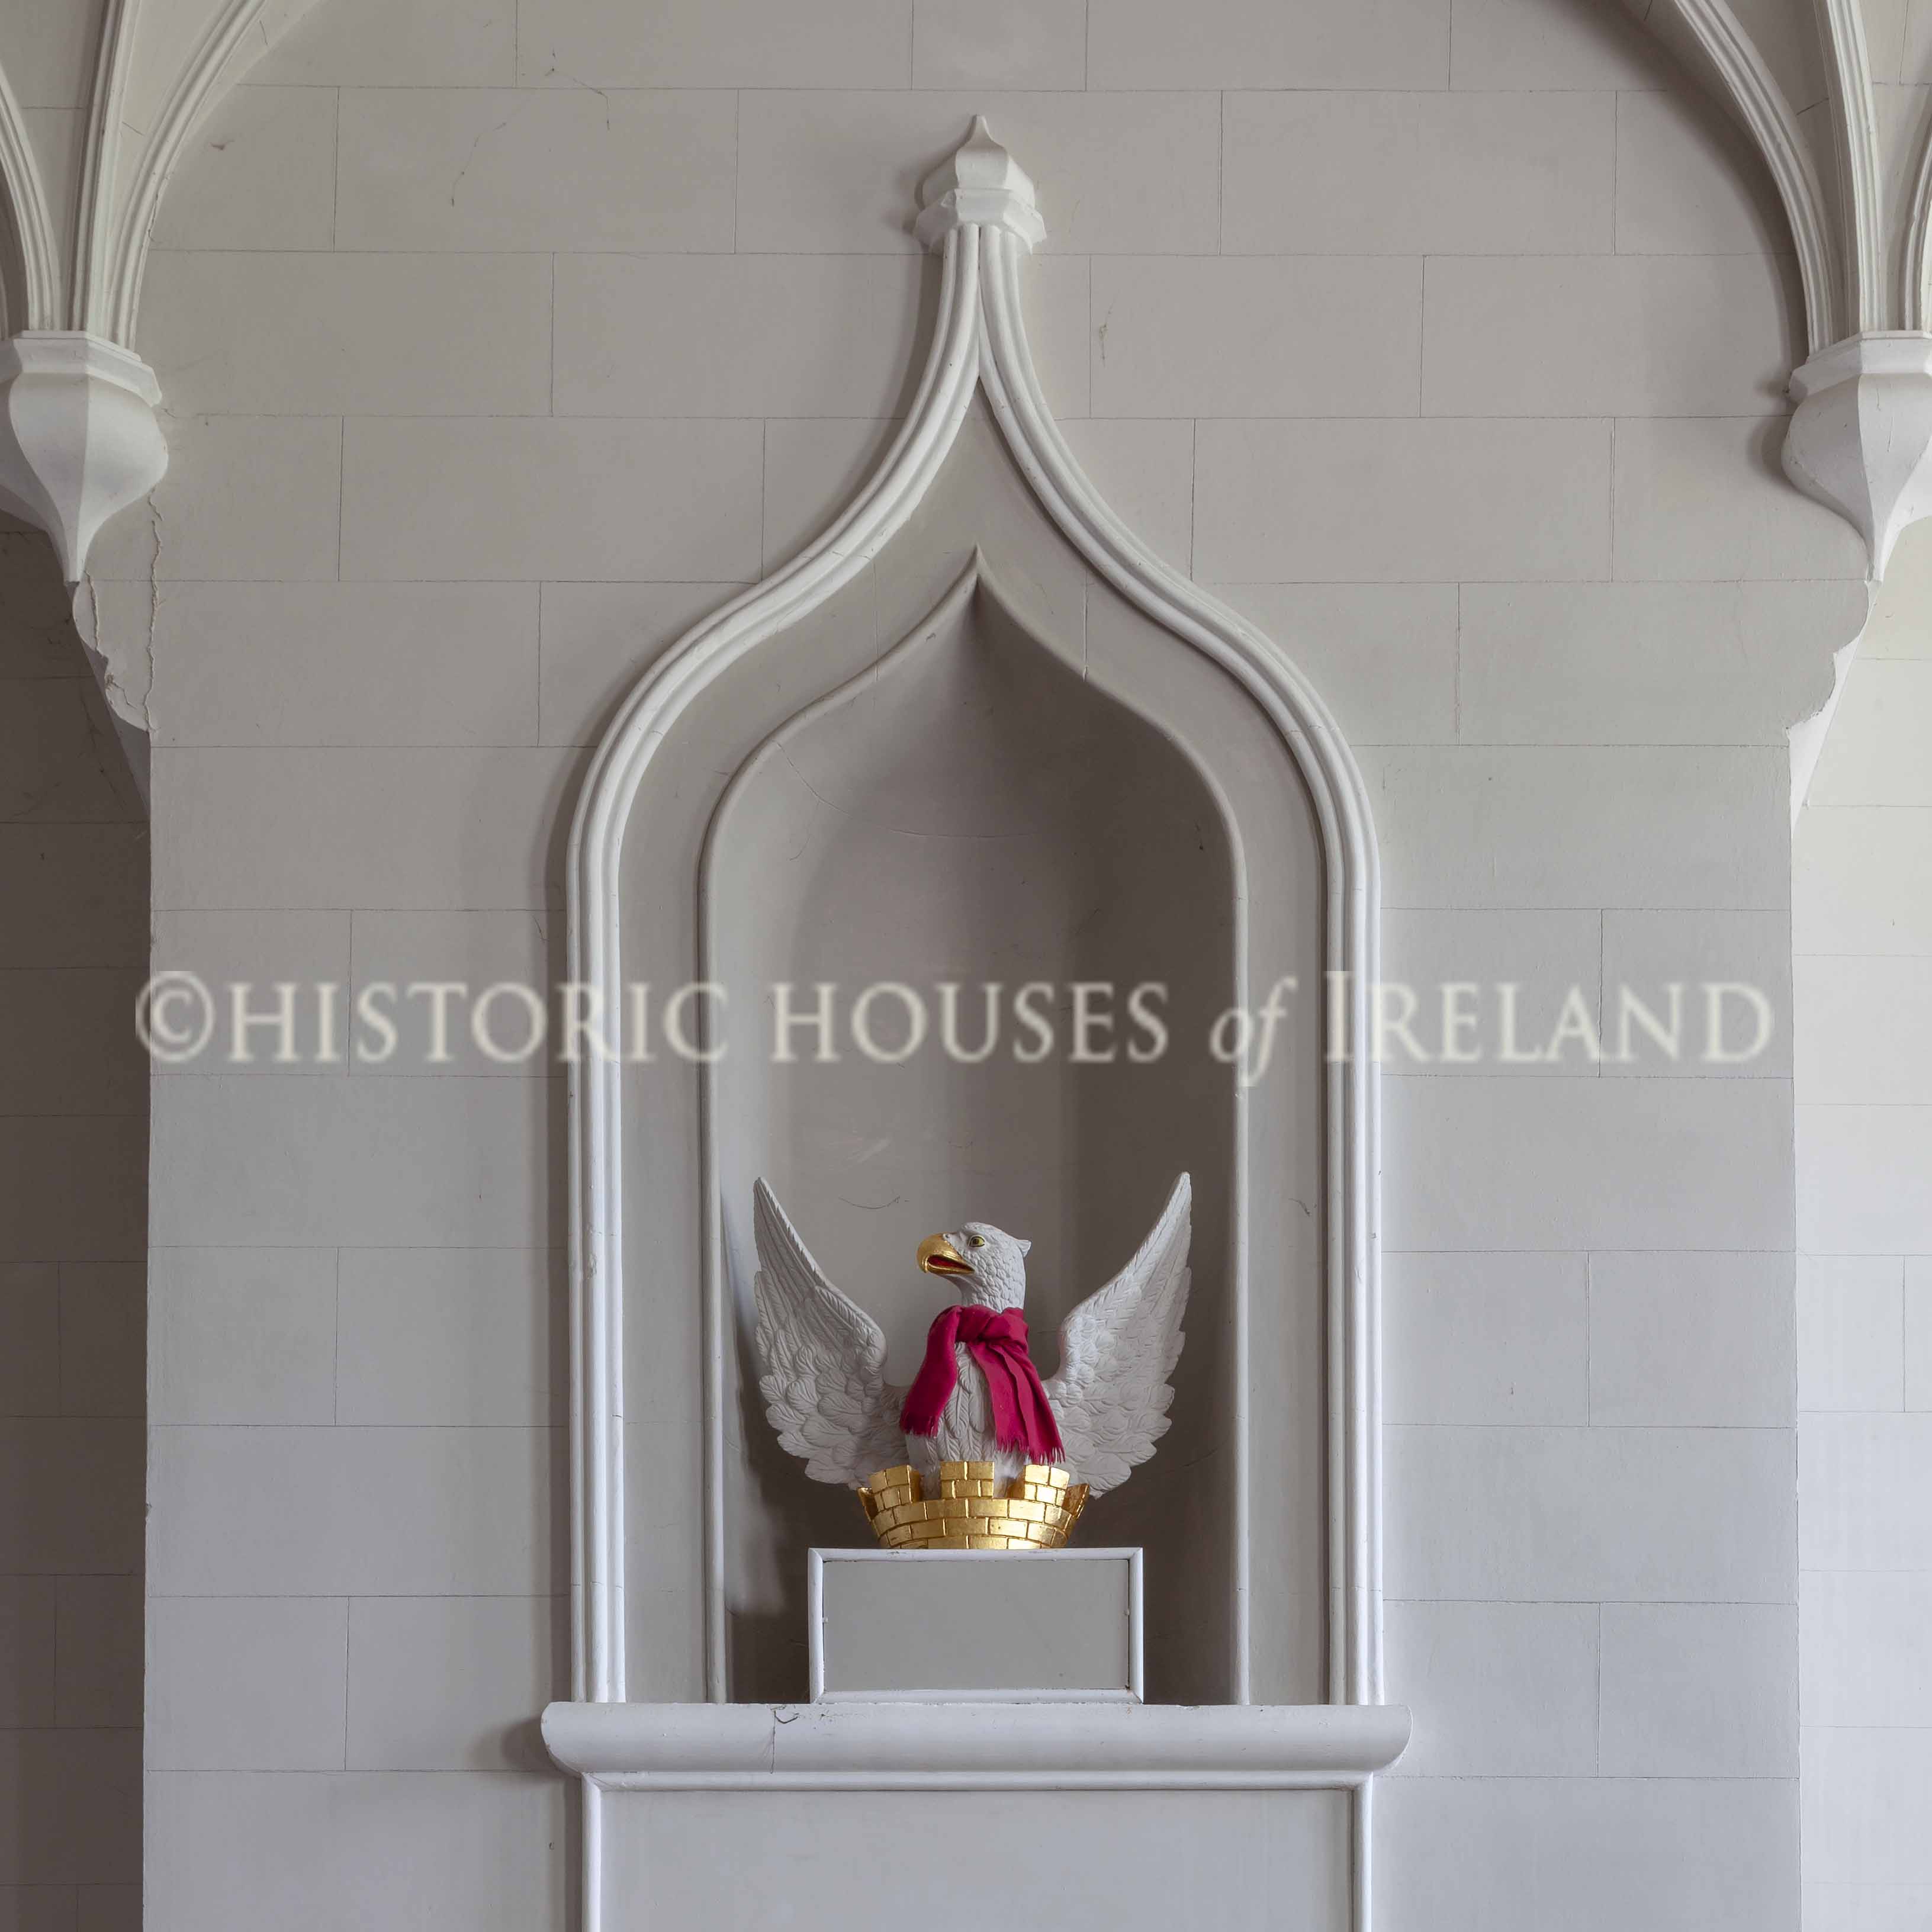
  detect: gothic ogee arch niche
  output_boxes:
[544,121,1402,1932]
[704,554,1248,1709]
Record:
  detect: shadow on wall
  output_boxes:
[0,520,149,1922]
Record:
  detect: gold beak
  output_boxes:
[918,1235,971,1277]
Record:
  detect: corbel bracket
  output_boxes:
[0,332,167,583]
[1784,332,1932,580]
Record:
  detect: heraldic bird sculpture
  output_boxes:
[750,1172,1192,1493]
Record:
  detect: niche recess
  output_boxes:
[546,121,1400,1932]
[706,560,1241,1705]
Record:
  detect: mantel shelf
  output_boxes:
[541,1699,1411,1792]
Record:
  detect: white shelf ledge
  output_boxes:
[542,1699,1410,1792]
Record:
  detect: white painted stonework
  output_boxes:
[0,0,325,705]
[806,1548,1145,1701]
[1782,336,1932,815]
[551,120,1397,1932]
[0,0,1925,658]
[1785,337,1932,580]
[0,333,166,584]
[544,1698,1411,1790]
[1793,517,1932,1932]
[7,2,1918,1930]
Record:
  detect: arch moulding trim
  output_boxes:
[551,115,1397,1932]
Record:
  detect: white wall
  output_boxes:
[1795,517,1932,1932]
[0,524,148,1929]
[115,1,1875,1926]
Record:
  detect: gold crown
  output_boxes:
[857,1461,1090,1551]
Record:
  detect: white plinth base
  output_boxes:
[808,1547,1142,1702]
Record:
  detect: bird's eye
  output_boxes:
[967,1233,986,1249]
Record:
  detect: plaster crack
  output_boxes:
[143,493,163,735]
[779,747,839,816]
[450,111,519,208]
[542,64,612,130]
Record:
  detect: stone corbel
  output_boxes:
[1783,333,1932,580]
[0,332,168,584]
[1777,333,1932,815]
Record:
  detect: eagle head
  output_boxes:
[917,1220,1031,1311]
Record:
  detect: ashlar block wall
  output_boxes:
[118,1,1869,1927]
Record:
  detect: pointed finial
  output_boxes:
[914,116,1046,253]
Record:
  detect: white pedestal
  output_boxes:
[808,1547,1143,1701]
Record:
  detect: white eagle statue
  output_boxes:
[750,1172,1192,1494]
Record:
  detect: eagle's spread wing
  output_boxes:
[751,1178,905,1487]
[1043,1173,1192,1495]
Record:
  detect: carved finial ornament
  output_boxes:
[914,115,1046,253]
[0,333,166,585]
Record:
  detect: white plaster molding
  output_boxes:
[557,117,1390,1932]
[71,0,136,338]
[1633,0,1932,580]
[567,188,983,1714]
[99,0,323,343]
[1899,12,1932,333]
[912,112,1046,252]
[975,220,1386,1711]
[0,0,328,339]
[1812,0,1884,333]
[0,60,60,333]
[543,1699,1411,1792]
[0,332,166,584]
[565,122,1383,1706]
[1660,0,1838,352]
[1905,123,1932,333]
[0,0,326,749]
[1785,331,1932,576]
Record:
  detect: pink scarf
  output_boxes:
[899,1304,1063,1461]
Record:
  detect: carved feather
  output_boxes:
[750,1178,906,1487]
[1043,1172,1192,1496]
